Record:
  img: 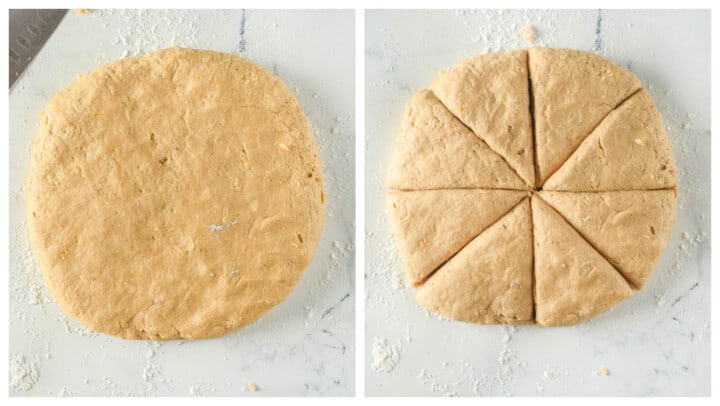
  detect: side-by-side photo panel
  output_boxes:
[10,9,355,396]
[365,9,709,396]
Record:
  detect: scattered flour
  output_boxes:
[10,354,40,392]
[29,282,47,306]
[304,304,316,326]
[12,246,44,308]
[502,325,516,343]
[209,220,238,232]
[416,369,458,397]
[91,9,203,59]
[142,341,171,394]
[654,292,667,307]
[542,366,568,385]
[371,337,400,373]
[188,381,214,396]
[453,9,562,51]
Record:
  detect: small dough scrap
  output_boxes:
[539,190,677,289]
[529,47,642,186]
[532,196,633,326]
[387,189,527,286]
[417,198,533,324]
[430,50,534,187]
[386,90,526,190]
[542,89,677,191]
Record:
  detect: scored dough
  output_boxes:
[532,197,633,326]
[543,89,677,191]
[539,190,677,289]
[417,198,533,324]
[386,90,526,190]
[430,50,535,187]
[26,47,324,339]
[386,189,527,286]
[529,47,642,186]
[388,47,677,326]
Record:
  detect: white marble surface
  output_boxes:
[365,9,710,396]
[9,10,355,396]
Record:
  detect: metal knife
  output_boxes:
[9,9,68,89]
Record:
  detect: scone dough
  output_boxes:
[387,48,678,326]
[529,47,642,186]
[386,90,526,190]
[26,47,324,339]
[539,190,677,289]
[532,197,633,326]
[430,50,535,187]
[543,89,677,191]
[417,198,533,324]
[387,189,526,286]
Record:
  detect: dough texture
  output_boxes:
[532,197,633,326]
[539,190,677,289]
[430,50,535,187]
[529,47,642,186]
[386,90,526,190]
[417,198,533,324]
[387,48,677,326]
[387,189,526,286]
[26,47,324,339]
[543,89,677,191]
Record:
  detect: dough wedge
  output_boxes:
[539,190,677,289]
[417,198,533,324]
[386,90,526,190]
[387,189,527,286]
[529,47,642,186]
[430,50,534,187]
[532,196,633,326]
[543,89,677,191]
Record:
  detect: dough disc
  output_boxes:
[26,47,324,340]
[387,48,677,326]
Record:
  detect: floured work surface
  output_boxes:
[26,47,324,340]
[386,48,677,326]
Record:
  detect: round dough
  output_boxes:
[387,48,677,326]
[26,47,324,339]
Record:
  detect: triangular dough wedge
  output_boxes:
[386,90,526,190]
[539,190,676,289]
[542,89,677,191]
[429,50,534,187]
[532,196,633,326]
[387,189,527,286]
[529,48,642,186]
[417,198,533,324]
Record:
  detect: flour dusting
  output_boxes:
[10,354,39,392]
[304,304,316,326]
[209,220,238,232]
[371,337,400,373]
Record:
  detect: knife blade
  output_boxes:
[9,9,68,88]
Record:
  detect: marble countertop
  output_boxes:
[9,9,355,396]
[365,9,710,396]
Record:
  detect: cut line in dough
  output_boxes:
[417,198,533,324]
[386,89,527,190]
[386,48,677,326]
[430,50,535,187]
